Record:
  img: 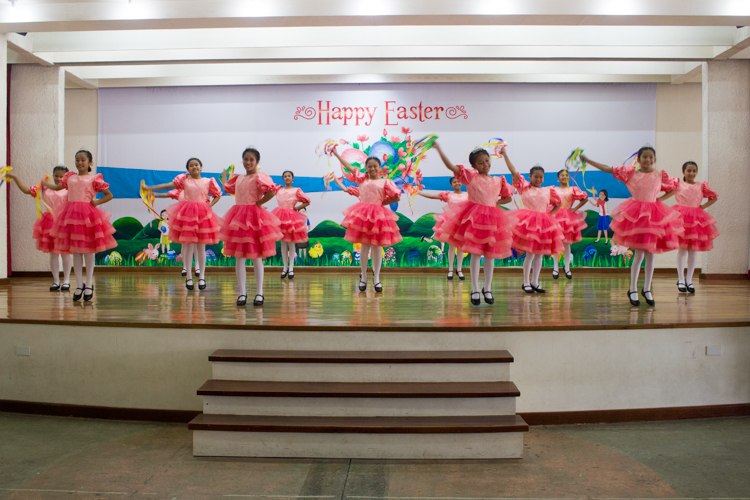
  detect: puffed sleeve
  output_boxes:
[498,176,513,198]
[256,172,277,194]
[349,168,368,184]
[347,186,360,198]
[660,171,678,192]
[92,173,110,193]
[295,188,311,204]
[208,178,222,197]
[702,182,718,200]
[612,166,636,184]
[167,189,181,200]
[172,173,188,190]
[512,174,531,194]
[572,186,588,201]
[29,185,39,198]
[60,171,76,189]
[383,179,401,200]
[223,175,238,195]
[438,191,451,203]
[455,165,476,186]
[548,187,562,206]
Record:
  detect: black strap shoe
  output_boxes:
[288,271,295,280]
[686,283,696,294]
[677,281,687,292]
[236,295,247,306]
[565,270,572,280]
[628,290,640,306]
[83,286,94,302]
[374,282,383,292]
[470,291,481,305]
[281,270,288,279]
[359,281,367,291]
[641,289,655,306]
[522,284,535,293]
[447,272,454,280]
[73,287,84,301]
[531,285,546,293]
[49,283,61,291]
[185,279,194,291]
[457,271,465,280]
[198,279,206,290]
[253,294,264,306]
[552,270,559,280]
[482,288,494,304]
[61,283,70,292]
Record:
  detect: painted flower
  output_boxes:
[357,135,369,142]
[383,128,388,137]
[401,127,413,134]
[389,136,401,143]
[398,147,407,158]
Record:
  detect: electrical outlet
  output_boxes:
[706,345,722,356]
[16,346,31,356]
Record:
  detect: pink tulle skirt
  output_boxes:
[271,207,309,243]
[674,205,719,251]
[610,199,684,254]
[433,200,515,259]
[342,202,403,247]
[219,204,283,259]
[165,200,221,245]
[50,201,117,254]
[512,209,565,256]
[32,212,59,254]
[553,208,588,245]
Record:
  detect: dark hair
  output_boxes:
[76,149,93,172]
[243,147,260,162]
[637,146,656,162]
[682,161,698,182]
[282,170,295,179]
[530,165,545,177]
[365,156,381,167]
[449,176,461,187]
[160,209,167,217]
[52,165,68,175]
[185,157,203,170]
[599,189,609,202]
[557,169,567,180]
[468,148,489,167]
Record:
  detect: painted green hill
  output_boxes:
[134,219,162,240]
[309,220,346,238]
[112,217,144,240]
[406,213,437,238]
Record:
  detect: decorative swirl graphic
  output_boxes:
[446,106,468,120]
[294,106,316,120]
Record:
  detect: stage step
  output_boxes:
[209,349,513,382]
[189,414,529,459]
[199,380,520,417]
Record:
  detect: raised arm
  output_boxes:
[331,146,355,174]
[432,142,460,176]
[500,148,520,183]
[145,182,176,191]
[580,155,614,174]
[42,179,64,191]
[416,191,442,200]
[6,174,32,195]
[333,176,351,193]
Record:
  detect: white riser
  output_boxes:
[211,362,510,382]
[193,430,524,459]
[202,395,516,417]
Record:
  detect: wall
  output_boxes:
[0,37,8,280]
[64,89,98,171]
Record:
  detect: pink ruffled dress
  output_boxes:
[219,173,283,259]
[433,166,515,259]
[50,172,117,254]
[341,170,403,247]
[511,177,565,256]
[610,166,683,253]
[673,180,719,251]
[29,185,68,254]
[164,174,222,245]
[271,187,312,243]
[550,186,588,244]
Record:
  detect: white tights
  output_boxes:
[469,254,494,293]
[630,249,655,293]
[522,253,544,287]
[447,245,464,273]
[280,241,297,272]
[50,253,72,285]
[72,253,95,289]
[236,257,264,297]
[552,244,572,273]
[677,248,698,285]
[360,244,383,283]
[182,243,207,281]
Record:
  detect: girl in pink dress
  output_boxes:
[331,146,402,293]
[501,151,563,293]
[658,161,719,293]
[145,157,222,291]
[43,150,116,302]
[272,171,311,279]
[218,147,283,306]
[154,188,208,277]
[432,142,515,306]
[582,147,683,306]
[7,166,73,291]
[551,169,589,280]
[417,177,469,280]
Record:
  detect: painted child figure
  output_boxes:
[582,147,683,306]
[271,170,311,279]
[417,177,469,280]
[44,150,117,302]
[551,169,588,279]
[6,167,73,291]
[432,142,515,306]
[588,189,610,242]
[331,146,402,293]
[219,147,283,306]
[501,151,563,293]
[658,161,719,293]
[145,158,222,291]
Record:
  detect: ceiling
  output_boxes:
[4,0,750,89]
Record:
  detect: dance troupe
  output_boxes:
[5,142,719,308]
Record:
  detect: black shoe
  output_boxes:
[49,283,61,291]
[281,270,288,279]
[236,295,247,306]
[73,287,84,301]
[195,269,200,277]
[61,283,70,292]
[253,294,264,306]
[565,270,572,280]
[470,291,481,305]
[552,270,559,280]
[198,279,206,290]
[641,289,655,306]
[531,284,546,293]
[628,290,640,306]
[185,279,194,291]
[482,288,494,304]
[522,284,535,293]
[677,281,687,293]
[447,272,454,280]
[181,269,187,277]
[457,271,465,280]
[288,271,295,280]
[374,282,382,292]
[686,283,696,294]
[83,286,94,302]
[359,281,367,291]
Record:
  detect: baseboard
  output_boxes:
[0,278,10,285]
[699,273,749,281]
[2,399,747,425]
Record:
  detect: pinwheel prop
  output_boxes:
[139,180,161,219]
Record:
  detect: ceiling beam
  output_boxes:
[64,69,99,89]
[714,27,750,59]
[7,33,54,66]
[671,63,703,84]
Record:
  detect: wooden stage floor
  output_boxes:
[1,271,749,331]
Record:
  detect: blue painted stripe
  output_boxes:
[97,166,630,199]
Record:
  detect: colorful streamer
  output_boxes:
[220,164,236,197]
[0,166,12,190]
[468,138,508,159]
[139,180,161,219]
